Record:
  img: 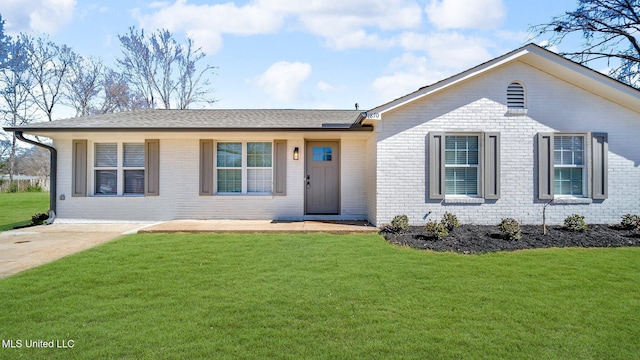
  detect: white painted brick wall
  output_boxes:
[53,134,368,221]
[375,60,640,226]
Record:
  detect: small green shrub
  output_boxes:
[620,214,640,230]
[424,220,449,240]
[390,214,410,232]
[31,213,49,226]
[26,184,43,192]
[441,212,460,231]
[564,214,587,232]
[7,182,19,193]
[498,218,522,241]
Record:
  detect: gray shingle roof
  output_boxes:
[4,109,369,132]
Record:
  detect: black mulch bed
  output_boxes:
[380,224,640,254]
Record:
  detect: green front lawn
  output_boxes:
[0,192,49,231]
[1,233,639,359]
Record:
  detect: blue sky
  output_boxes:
[2,0,580,112]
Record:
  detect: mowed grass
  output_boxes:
[1,233,639,359]
[0,192,49,231]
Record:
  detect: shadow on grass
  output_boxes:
[0,221,32,232]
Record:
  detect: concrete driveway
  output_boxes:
[0,223,151,279]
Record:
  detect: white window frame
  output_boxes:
[93,142,145,196]
[215,141,273,194]
[444,134,480,197]
[553,134,587,198]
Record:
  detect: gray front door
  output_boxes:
[305,141,339,214]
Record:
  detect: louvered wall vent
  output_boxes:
[507,82,525,109]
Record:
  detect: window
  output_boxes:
[445,136,479,195]
[313,147,332,161]
[216,142,272,194]
[71,139,160,197]
[91,140,159,196]
[537,133,608,200]
[123,143,145,194]
[553,135,584,196]
[429,132,500,200]
[95,143,117,195]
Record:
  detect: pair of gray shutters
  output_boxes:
[71,139,160,197]
[199,139,287,196]
[429,132,500,200]
[428,132,608,200]
[537,133,608,200]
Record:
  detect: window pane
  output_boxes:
[248,169,272,192]
[571,168,583,195]
[554,168,583,195]
[217,169,241,192]
[123,143,144,167]
[445,167,478,195]
[574,150,584,165]
[124,170,145,194]
[95,170,117,194]
[313,147,332,161]
[217,143,242,167]
[554,136,584,166]
[465,168,478,194]
[445,136,478,165]
[95,143,117,167]
[247,142,272,167]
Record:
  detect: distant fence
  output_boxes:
[0,177,50,192]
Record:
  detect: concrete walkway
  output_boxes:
[0,220,378,279]
[139,220,378,234]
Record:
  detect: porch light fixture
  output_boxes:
[293,147,300,160]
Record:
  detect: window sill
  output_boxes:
[553,197,592,204]
[213,193,274,199]
[444,197,485,204]
[92,194,145,197]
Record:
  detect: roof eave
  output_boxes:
[3,126,374,133]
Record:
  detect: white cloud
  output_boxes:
[256,61,312,102]
[426,0,505,30]
[134,0,284,54]
[133,0,423,53]
[372,53,448,104]
[2,0,77,34]
[285,0,422,50]
[317,81,335,91]
[397,31,493,69]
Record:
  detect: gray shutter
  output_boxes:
[537,133,554,200]
[273,140,287,196]
[145,139,160,196]
[200,140,214,195]
[592,133,608,200]
[72,140,87,197]
[483,132,500,200]
[429,132,445,200]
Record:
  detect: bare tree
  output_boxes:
[94,69,150,114]
[117,27,157,108]
[0,35,36,182]
[0,134,10,175]
[531,0,640,87]
[23,34,76,121]
[14,145,49,178]
[177,37,217,109]
[0,15,8,66]
[117,27,216,109]
[150,29,182,109]
[65,55,104,117]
